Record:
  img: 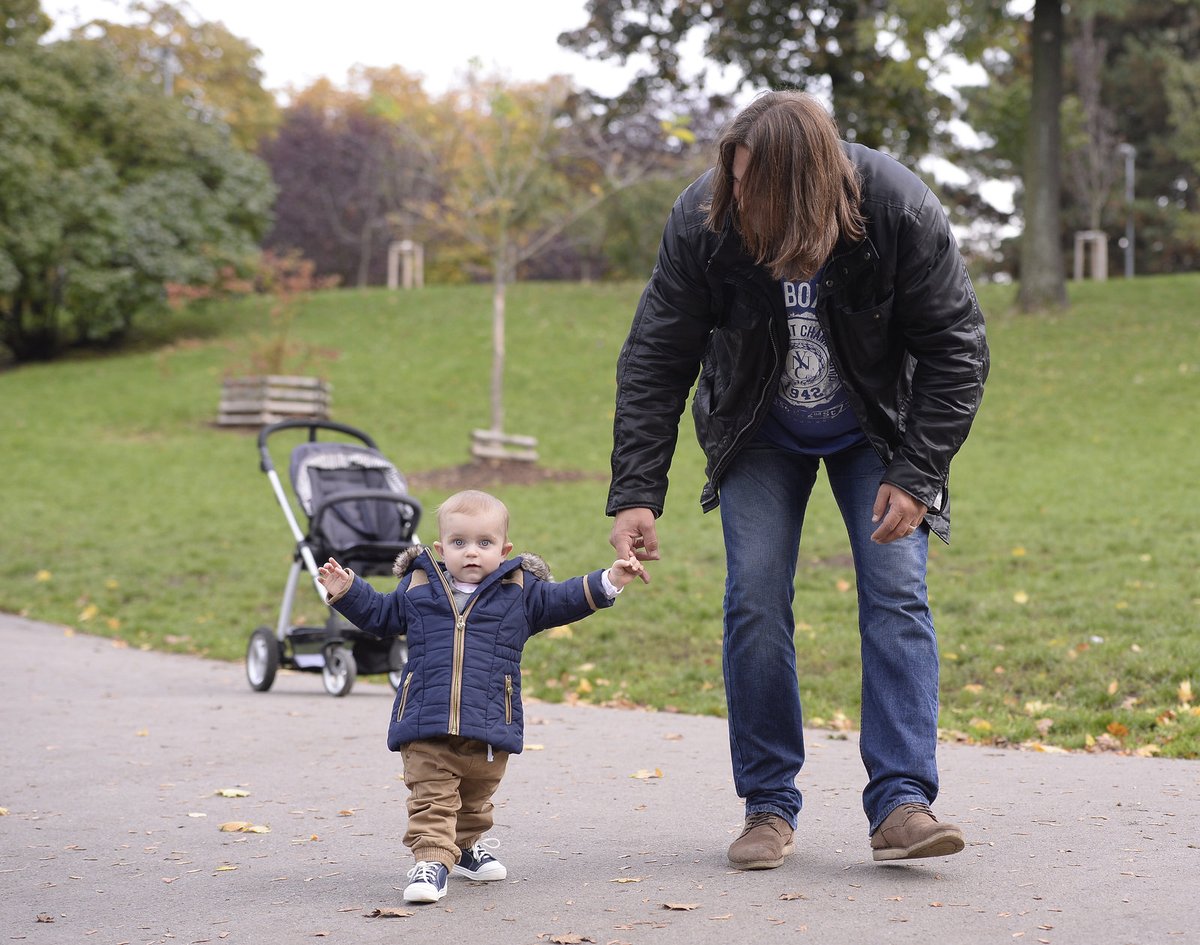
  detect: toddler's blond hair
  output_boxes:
[435,489,510,539]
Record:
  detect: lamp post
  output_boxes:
[1117,143,1136,279]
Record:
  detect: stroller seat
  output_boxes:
[290,441,419,576]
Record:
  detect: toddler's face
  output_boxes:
[434,510,512,584]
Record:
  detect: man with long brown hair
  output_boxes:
[607,91,988,869]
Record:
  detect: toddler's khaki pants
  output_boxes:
[400,735,509,869]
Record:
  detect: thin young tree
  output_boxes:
[417,69,678,461]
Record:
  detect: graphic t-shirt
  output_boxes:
[754,273,866,456]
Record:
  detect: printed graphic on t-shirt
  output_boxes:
[754,274,865,456]
[778,278,850,420]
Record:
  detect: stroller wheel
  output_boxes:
[322,644,357,697]
[246,627,280,692]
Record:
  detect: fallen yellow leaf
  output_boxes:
[610,877,643,884]
[219,821,269,833]
[1026,742,1069,754]
[1012,591,1029,605]
[215,788,250,798]
[36,569,52,582]
[630,768,663,779]
[78,603,99,621]
[663,902,700,911]
[1179,680,1194,704]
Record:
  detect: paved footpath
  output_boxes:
[2,612,1198,945]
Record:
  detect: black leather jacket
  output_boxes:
[607,143,989,543]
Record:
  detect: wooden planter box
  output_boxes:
[218,375,331,427]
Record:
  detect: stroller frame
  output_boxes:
[245,419,422,697]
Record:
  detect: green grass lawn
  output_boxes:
[3,274,1198,757]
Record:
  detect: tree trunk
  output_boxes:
[1018,0,1069,312]
[490,260,507,435]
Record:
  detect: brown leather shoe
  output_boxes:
[727,812,795,870]
[870,803,965,862]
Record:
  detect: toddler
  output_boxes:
[318,489,643,903]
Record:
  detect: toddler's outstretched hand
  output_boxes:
[317,557,354,599]
[609,555,648,588]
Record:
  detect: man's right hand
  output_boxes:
[610,508,659,583]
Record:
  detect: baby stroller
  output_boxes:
[245,419,423,697]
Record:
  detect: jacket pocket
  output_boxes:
[836,294,895,370]
[504,674,513,725]
[396,673,413,722]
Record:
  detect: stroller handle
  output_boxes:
[257,419,380,473]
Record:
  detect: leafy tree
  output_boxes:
[0,33,274,361]
[69,0,278,150]
[565,92,732,281]
[415,69,690,456]
[961,0,1199,284]
[2,0,49,44]
[558,0,1014,164]
[260,69,440,288]
[1096,0,1200,274]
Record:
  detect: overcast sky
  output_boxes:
[43,0,650,96]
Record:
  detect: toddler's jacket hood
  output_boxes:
[392,545,552,582]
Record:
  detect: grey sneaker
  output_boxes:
[870,803,965,862]
[727,812,795,870]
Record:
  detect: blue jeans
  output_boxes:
[718,442,940,834]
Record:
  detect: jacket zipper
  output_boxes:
[504,674,513,725]
[427,553,479,737]
[396,672,412,722]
